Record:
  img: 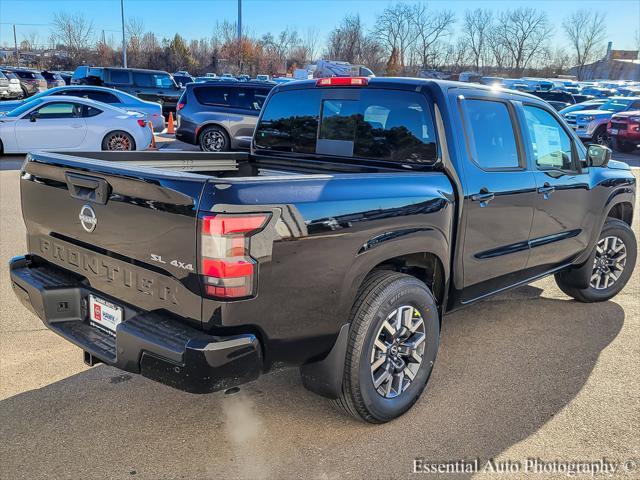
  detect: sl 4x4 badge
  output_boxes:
[150,254,194,271]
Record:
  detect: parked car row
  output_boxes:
[560,96,640,151]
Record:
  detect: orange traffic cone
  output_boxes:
[148,121,158,150]
[167,112,175,135]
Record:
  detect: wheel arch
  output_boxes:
[300,246,449,400]
[606,200,633,227]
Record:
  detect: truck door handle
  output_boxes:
[471,190,495,205]
[70,124,83,128]
[537,183,556,197]
[65,172,110,205]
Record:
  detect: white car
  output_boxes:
[0,96,153,154]
[0,85,165,132]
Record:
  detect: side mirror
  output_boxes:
[586,144,612,167]
[29,111,39,122]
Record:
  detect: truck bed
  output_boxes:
[19,149,454,370]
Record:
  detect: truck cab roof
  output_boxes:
[274,76,542,102]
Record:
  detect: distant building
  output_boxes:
[570,42,640,80]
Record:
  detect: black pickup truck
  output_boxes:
[10,77,637,423]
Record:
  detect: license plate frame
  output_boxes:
[89,294,123,336]
[610,128,618,135]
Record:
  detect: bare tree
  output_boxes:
[487,27,509,73]
[373,3,416,69]
[20,31,39,51]
[51,12,94,63]
[325,14,366,63]
[411,5,455,70]
[463,9,492,73]
[494,8,553,76]
[563,10,607,80]
[126,17,145,67]
[301,27,320,63]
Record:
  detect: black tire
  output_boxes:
[333,270,440,423]
[612,138,637,153]
[592,125,610,146]
[555,219,636,303]
[198,125,229,152]
[101,131,136,151]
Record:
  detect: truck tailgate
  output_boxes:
[20,152,209,325]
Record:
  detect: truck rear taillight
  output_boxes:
[176,102,185,111]
[316,77,368,87]
[137,119,147,127]
[199,213,270,299]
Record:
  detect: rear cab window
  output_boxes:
[254,87,438,166]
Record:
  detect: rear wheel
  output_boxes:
[555,219,636,302]
[612,138,637,153]
[333,271,440,423]
[199,125,229,152]
[102,131,135,151]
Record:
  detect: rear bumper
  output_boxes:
[9,255,262,394]
[175,125,197,145]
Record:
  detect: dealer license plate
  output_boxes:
[89,295,123,335]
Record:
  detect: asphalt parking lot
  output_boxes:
[0,158,638,480]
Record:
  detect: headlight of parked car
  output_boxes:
[628,116,640,123]
[579,115,595,122]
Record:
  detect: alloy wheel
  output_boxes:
[590,235,627,290]
[106,133,132,150]
[370,305,426,398]
[202,130,226,151]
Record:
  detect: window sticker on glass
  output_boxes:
[532,123,563,166]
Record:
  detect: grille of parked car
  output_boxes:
[610,122,627,130]
[565,114,577,126]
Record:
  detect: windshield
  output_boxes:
[599,99,633,112]
[5,98,44,117]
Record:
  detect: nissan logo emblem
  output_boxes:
[79,205,97,233]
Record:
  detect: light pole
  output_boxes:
[237,0,243,71]
[237,0,242,41]
[120,0,127,67]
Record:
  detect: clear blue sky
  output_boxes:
[1,0,638,51]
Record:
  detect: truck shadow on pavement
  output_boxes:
[0,285,625,479]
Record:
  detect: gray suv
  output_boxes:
[176,81,274,151]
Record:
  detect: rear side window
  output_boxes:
[83,105,103,117]
[15,71,37,79]
[233,87,270,111]
[84,91,120,104]
[109,70,130,84]
[194,86,234,106]
[255,88,438,164]
[464,99,519,169]
[133,72,153,87]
